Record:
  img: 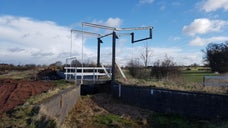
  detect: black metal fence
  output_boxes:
[112,84,228,119]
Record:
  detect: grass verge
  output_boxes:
[94,113,137,128]
[117,70,228,94]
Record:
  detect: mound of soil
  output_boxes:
[0,79,53,116]
[37,69,61,80]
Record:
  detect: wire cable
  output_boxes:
[81,23,84,84]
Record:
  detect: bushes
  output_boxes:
[127,60,150,79]
[127,56,180,80]
[203,42,228,73]
[151,57,180,80]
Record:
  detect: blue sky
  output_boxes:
[0,0,228,66]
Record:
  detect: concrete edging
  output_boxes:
[37,85,80,127]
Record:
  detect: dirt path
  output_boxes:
[0,79,53,116]
[64,93,154,128]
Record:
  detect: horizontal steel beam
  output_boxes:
[99,32,113,38]
[82,22,117,31]
[117,33,132,37]
[66,56,77,60]
[132,28,152,43]
[133,37,151,43]
[117,26,153,31]
[82,22,153,32]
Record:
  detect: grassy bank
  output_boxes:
[0,79,74,128]
[117,68,228,94]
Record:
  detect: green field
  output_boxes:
[118,67,228,94]
[181,71,218,83]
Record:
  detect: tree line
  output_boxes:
[127,41,228,79]
[0,64,37,71]
[1,41,227,77]
[203,42,228,73]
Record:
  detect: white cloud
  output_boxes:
[169,36,181,41]
[0,15,204,66]
[183,18,227,36]
[149,47,203,65]
[0,16,125,65]
[0,15,92,64]
[139,0,154,4]
[201,0,228,12]
[89,17,123,35]
[105,18,122,28]
[92,17,122,28]
[99,45,203,66]
[189,36,228,46]
[189,36,205,46]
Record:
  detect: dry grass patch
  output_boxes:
[63,93,153,128]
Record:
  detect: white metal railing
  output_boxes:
[64,66,111,81]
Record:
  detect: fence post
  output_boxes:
[93,67,95,82]
[118,84,121,98]
[75,67,78,84]
[65,67,68,80]
[203,76,205,86]
[96,68,98,80]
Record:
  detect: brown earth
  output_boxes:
[0,79,53,116]
[64,93,153,128]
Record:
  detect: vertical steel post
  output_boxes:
[112,32,116,83]
[97,38,101,67]
[131,32,134,43]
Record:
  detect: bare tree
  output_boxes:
[140,42,153,67]
[151,55,180,79]
[71,59,81,67]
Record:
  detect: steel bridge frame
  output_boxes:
[70,22,153,84]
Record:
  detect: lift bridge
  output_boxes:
[64,22,153,83]
[64,56,126,82]
[64,56,112,81]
